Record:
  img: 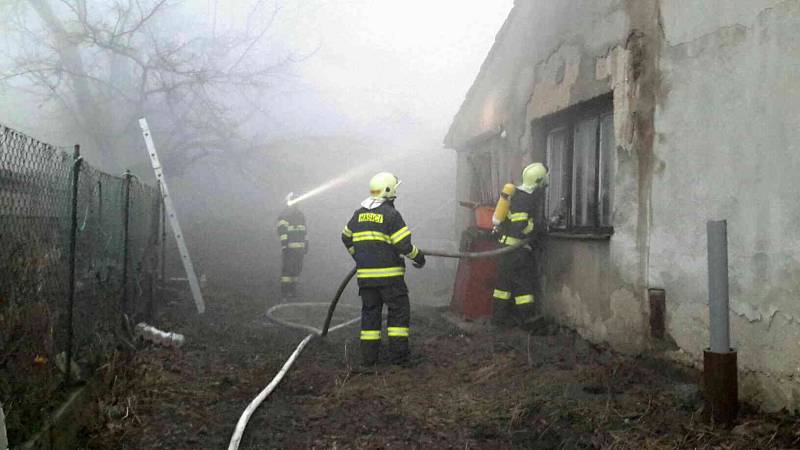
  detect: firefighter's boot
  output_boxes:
[513,301,535,327]
[491,298,514,328]
[388,337,410,366]
[361,340,380,367]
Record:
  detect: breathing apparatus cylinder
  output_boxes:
[492,183,516,226]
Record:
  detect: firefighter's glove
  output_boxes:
[412,253,426,269]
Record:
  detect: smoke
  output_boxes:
[0,0,514,306]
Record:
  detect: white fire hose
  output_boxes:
[228,239,529,449]
[227,303,360,450]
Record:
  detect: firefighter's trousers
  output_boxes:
[280,249,304,298]
[359,283,410,366]
[492,246,535,325]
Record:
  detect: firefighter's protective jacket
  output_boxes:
[277,206,307,251]
[341,200,423,287]
[497,189,536,246]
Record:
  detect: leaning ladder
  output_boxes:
[139,118,206,313]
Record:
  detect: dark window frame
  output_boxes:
[539,94,615,238]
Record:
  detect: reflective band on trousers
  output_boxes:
[515,295,534,305]
[500,235,522,246]
[493,289,511,300]
[387,326,409,337]
[281,276,297,283]
[360,330,381,341]
[288,242,306,249]
[356,267,405,278]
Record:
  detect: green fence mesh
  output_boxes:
[0,123,161,444]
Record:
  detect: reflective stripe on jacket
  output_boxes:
[278,207,307,250]
[341,201,422,287]
[498,189,536,246]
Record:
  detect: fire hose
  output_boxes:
[228,239,529,450]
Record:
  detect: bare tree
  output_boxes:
[0,0,299,173]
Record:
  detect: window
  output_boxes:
[544,98,614,234]
[466,135,524,206]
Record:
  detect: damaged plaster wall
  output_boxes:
[445,0,631,152]
[446,0,662,354]
[652,0,800,411]
[542,0,663,354]
[448,0,800,412]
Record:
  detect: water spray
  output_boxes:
[286,168,359,206]
[286,148,431,207]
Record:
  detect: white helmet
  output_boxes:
[369,172,401,200]
[521,163,549,191]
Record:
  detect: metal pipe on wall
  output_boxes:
[707,220,731,352]
[704,219,738,427]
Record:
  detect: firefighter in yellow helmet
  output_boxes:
[277,193,307,301]
[491,163,548,327]
[341,172,426,368]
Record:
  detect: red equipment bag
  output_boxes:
[449,229,499,319]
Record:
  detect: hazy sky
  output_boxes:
[0,0,513,148]
[214,0,515,143]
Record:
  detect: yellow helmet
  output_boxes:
[369,172,401,200]
[521,163,549,191]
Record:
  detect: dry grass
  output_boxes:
[84,296,800,449]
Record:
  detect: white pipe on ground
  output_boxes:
[135,323,186,348]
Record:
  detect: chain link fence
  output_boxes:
[0,123,162,444]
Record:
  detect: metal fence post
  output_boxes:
[97,179,103,230]
[160,192,166,282]
[65,144,82,385]
[147,194,160,321]
[121,170,131,317]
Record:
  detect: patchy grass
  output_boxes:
[84,293,800,449]
[0,302,65,444]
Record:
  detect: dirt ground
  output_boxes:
[82,289,800,449]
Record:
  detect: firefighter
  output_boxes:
[277,193,307,301]
[341,172,426,368]
[491,163,548,326]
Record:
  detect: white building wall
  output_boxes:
[652,0,800,411]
